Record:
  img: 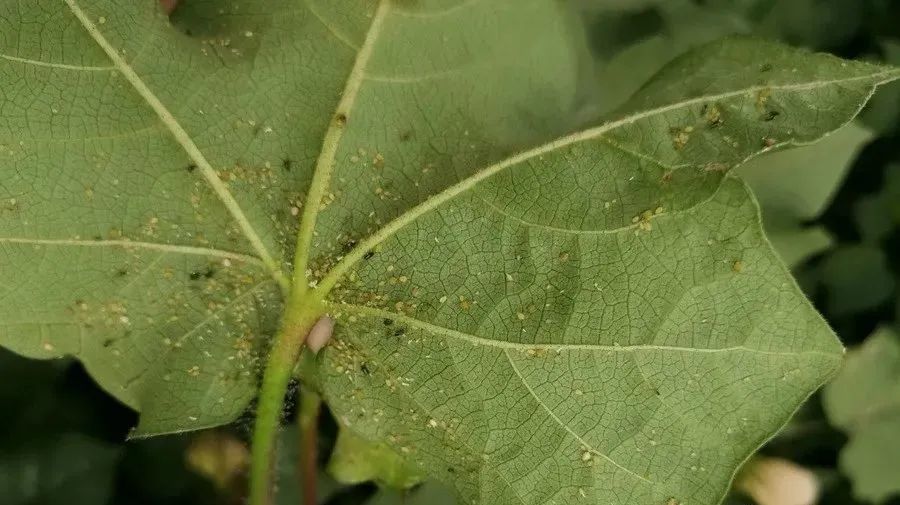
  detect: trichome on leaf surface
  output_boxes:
[1,1,898,505]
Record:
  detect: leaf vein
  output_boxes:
[317,69,899,293]
[330,302,840,359]
[0,52,114,71]
[0,237,265,265]
[504,349,655,485]
[62,0,287,292]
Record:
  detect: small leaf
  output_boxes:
[184,430,250,492]
[823,328,900,503]
[328,428,423,489]
[368,482,459,505]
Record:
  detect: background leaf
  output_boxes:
[327,429,423,489]
[823,327,900,502]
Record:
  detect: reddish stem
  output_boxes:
[297,390,322,505]
[159,0,179,15]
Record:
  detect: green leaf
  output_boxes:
[328,428,423,489]
[368,482,459,505]
[1,3,899,505]
[316,38,897,505]
[823,328,900,503]
[0,0,582,435]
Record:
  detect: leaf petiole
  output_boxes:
[249,292,325,505]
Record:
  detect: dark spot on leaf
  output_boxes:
[399,130,412,141]
[115,268,128,277]
[383,318,394,326]
[94,235,103,241]
[102,339,114,348]
[186,164,197,172]
[393,327,405,337]
[282,158,293,171]
[189,266,216,281]
[341,239,357,253]
[760,63,773,72]
[762,110,781,121]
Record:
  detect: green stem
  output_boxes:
[249,293,324,505]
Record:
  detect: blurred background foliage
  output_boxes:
[3,0,900,504]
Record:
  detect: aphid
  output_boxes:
[363,250,375,260]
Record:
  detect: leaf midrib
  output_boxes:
[316,69,900,294]
[63,0,288,293]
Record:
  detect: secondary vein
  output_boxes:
[291,0,391,291]
[63,0,288,293]
[0,237,264,265]
[316,69,900,293]
[329,302,841,359]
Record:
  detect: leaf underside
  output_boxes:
[0,0,897,504]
